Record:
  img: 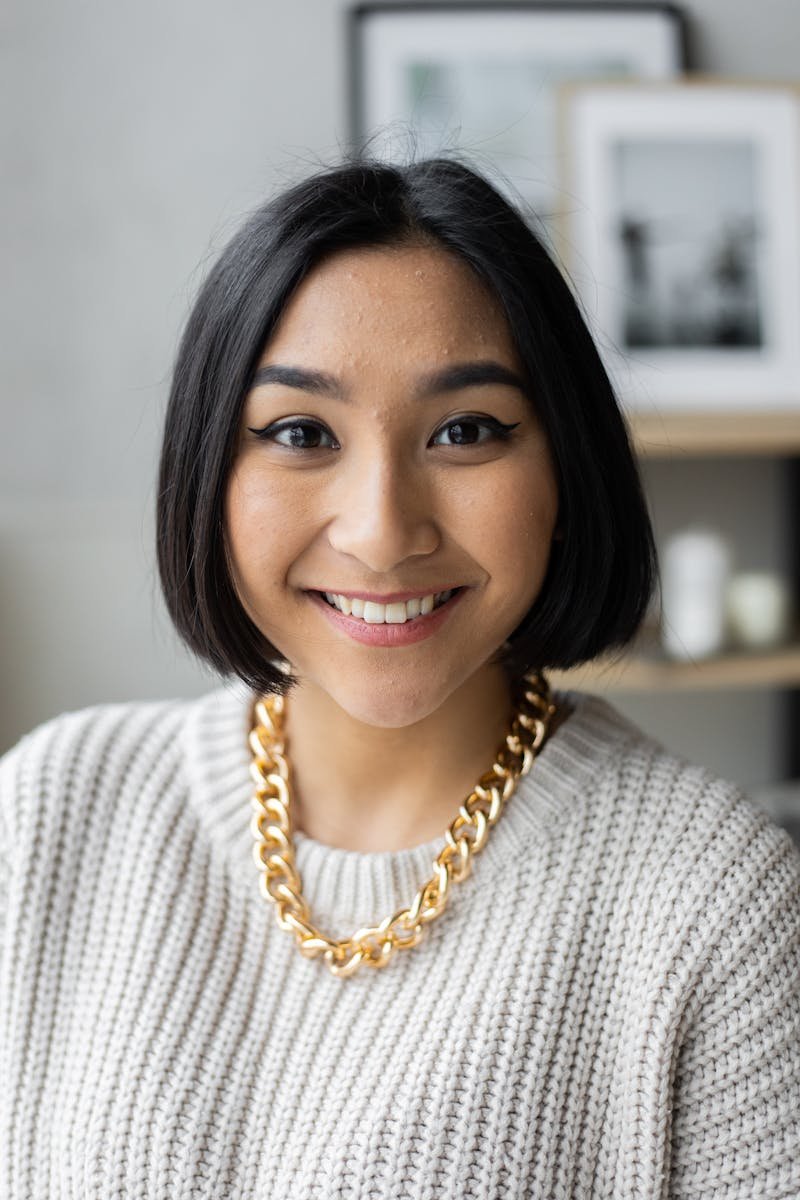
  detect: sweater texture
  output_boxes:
[1,685,799,1199]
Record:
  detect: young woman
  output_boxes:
[2,159,798,1199]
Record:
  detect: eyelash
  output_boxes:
[248,414,520,451]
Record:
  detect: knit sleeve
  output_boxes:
[0,743,17,969]
[669,816,800,1199]
[0,718,69,978]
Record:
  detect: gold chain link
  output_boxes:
[249,674,555,978]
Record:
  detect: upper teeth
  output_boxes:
[322,590,455,623]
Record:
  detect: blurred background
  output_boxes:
[1,0,798,829]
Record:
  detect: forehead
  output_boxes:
[259,242,519,372]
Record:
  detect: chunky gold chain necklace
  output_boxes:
[249,674,555,978]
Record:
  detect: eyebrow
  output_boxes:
[249,360,526,401]
[417,362,526,397]
[250,364,343,397]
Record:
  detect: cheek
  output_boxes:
[450,457,558,577]
[225,462,337,613]
[225,465,299,600]
[225,468,270,583]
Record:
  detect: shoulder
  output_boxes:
[538,690,800,934]
[1,696,186,796]
[549,690,788,842]
[0,685,252,856]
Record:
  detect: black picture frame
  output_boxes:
[349,2,687,221]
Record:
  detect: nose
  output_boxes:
[326,449,440,574]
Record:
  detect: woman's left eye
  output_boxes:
[430,416,519,447]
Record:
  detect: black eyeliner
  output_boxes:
[246,416,340,452]
[436,416,521,438]
[247,417,331,436]
[486,418,520,437]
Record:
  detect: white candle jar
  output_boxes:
[661,529,731,661]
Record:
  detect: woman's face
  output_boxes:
[226,242,559,727]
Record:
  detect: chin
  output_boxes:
[321,670,458,730]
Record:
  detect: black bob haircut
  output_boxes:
[157,157,656,696]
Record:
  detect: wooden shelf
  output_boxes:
[551,642,800,694]
[629,410,800,457]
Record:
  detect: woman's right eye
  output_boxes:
[248,419,338,450]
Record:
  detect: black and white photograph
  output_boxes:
[613,137,763,351]
[562,82,800,408]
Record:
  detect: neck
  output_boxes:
[282,665,515,852]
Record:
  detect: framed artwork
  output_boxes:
[560,82,800,410]
[350,3,686,223]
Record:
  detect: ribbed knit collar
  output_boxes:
[181,680,641,937]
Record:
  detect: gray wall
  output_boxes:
[2,0,797,787]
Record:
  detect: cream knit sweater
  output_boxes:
[1,685,799,1200]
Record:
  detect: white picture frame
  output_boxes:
[350,3,685,222]
[560,82,800,411]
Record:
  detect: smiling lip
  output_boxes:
[308,587,466,646]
